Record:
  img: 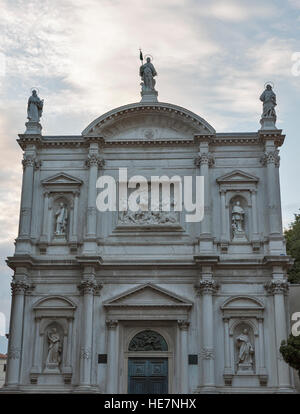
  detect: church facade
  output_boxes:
[3,63,297,393]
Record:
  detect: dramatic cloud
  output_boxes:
[0,0,299,345]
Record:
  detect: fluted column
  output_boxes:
[265,278,291,390]
[16,148,38,253]
[195,276,219,391]
[251,189,259,239]
[83,143,104,254]
[78,269,101,388]
[220,189,227,241]
[6,278,29,386]
[223,317,232,384]
[106,319,118,393]
[261,148,281,235]
[178,320,189,393]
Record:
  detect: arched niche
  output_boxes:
[229,194,248,241]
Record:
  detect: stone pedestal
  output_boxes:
[25,121,42,134]
[260,117,277,130]
[140,89,158,102]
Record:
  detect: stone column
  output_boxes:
[6,278,29,386]
[178,320,189,393]
[251,189,259,238]
[223,317,232,385]
[220,189,227,241]
[195,138,214,253]
[16,148,37,253]
[78,269,99,388]
[261,141,282,247]
[257,317,267,384]
[265,277,291,390]
[83,143,104,254]
[106,319,118,393]
[195,275,219,392]
[40,191,50,242]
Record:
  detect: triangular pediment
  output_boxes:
[104,283,193,308]
[42,172,83,186]
[216,170,259,184]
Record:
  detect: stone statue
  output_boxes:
[55,203,68,235]
[27,90,44,123]
[236,328,254,369]
[260,84,276,119]
[45,327,61,367]
[140,57,157,91]
[232,201,245,236]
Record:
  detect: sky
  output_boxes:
[0,0,300,353]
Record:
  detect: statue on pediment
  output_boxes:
[260,84,276,119]
[27,89,44,123]
[140,57,157,91]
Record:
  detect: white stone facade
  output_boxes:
[3,99,297,393]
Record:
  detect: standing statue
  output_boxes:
[55,203,68,235]
[140,57,157,91]
[27,89,44,123]
[260,84,276,119]
[236,328,254,368]
[45,327,61,367]
[232,201,245,235]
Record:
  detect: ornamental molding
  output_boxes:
[200,347,215,360]
[82,102,216,137]
[41,172,83,194]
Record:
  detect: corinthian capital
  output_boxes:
[265,279,289,295]
[78,279,102,295]
[22,155,36,168]
[85,154,105,168]
[194,152,214,168]
[195,279,219,295]
[260,150,280,167]
[11,280,30,295]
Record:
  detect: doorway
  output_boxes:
[128,357,168,394]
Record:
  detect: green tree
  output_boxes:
[284,212,300,283]
[280,334,300,379]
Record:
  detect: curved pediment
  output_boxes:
[33,295,76,310]
[221,296,264,310]
[82,102,215,141]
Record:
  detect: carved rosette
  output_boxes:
[80,347,92,360]
[106,319,118,329]
[195,279,219,295]
[85,155,105,168]
[264,280,289,295]
[78,279,102,295]
[11,280,30,296]
[8,346,21,360]
[260,150,280,168]
[177,320,190,330]
[200,347,215,360]
[194,153,215,168]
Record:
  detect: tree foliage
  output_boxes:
[280,334,300,379]
[284,212,300,283]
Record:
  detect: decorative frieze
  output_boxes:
[200,347,215,360]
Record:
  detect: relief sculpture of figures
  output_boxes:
[260,84,276,119]
[140,57,157,91]
[45,327,61,368]
[236,329,254,371]
[27,89,44,123]
[55,203,68,235]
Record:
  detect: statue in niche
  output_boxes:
[140,57,157,91]
[45,327,62,369]
[55,202,68,235]
[232,201,246,240]
[236,328,254,371]
[27,90,44,123]
[260,84,276,119]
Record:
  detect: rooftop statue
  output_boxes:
[260,84,276,119]
[140,56,157,92]
[27,89,44,123]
